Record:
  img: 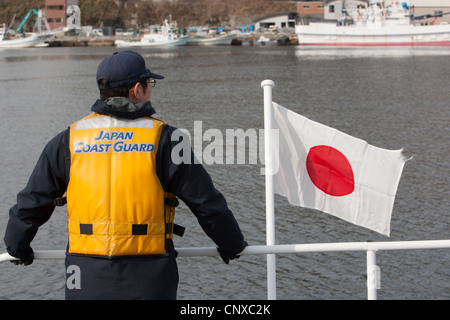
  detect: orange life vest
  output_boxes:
[66,112,175,257]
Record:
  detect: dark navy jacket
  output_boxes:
[4,98,246,299]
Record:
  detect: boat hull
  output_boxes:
[115,35,190,47]
[295,24,450,47]
[187,34,235,46]
[0,33,51,48]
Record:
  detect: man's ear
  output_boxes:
[129,83,139,100]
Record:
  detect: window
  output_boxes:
[48,18,64,23]
[329,5,335,13]
[47,5,65,10]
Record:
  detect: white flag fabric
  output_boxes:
[271,102,408,236]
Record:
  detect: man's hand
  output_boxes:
[10,252,34,266]
[218,241,248,264]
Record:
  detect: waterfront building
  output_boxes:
[294,0,450,24]
[45,0,79,30]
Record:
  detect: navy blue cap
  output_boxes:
[96,51,164,89]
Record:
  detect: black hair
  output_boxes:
[98,79,148,100]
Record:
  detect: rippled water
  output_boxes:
[0,45,449,300]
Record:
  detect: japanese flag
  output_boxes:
[271,102,408,236]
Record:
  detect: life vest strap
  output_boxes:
[165,196,179,207]
[64,194,185,237]
[172,223,185,237]
[80,223,93,235]
[54,197,67,206]
[74,222,184,237]
[78,223,150,236]
[70,221,165,236]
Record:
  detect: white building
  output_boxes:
[319,0,450,24]
[410,0,450,23]
[254,12,299,31]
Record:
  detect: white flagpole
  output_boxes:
[261,79,276,300]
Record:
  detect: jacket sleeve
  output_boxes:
[4,130,70,259]
[156,125,246,257]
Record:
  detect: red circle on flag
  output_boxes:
[306,145,355,196]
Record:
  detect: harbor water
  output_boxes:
[0,45,449,300]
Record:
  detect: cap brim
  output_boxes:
[142,69,164,80]
[150,72,164,79]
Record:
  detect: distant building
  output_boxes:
[254,12,299,30]
[294,0,450,24]
[297,1,325,16]
[410,0,450,24]
[45,0,79,30]
[296,1,325,24]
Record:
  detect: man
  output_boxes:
[4,50,247,299]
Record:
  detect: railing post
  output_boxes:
[261,79,277,300]
[366,249,379,300]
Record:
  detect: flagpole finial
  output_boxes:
[261,79,275,88]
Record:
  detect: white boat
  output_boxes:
[0,10,52,48]
[187,33,236,46]
[0,29,51,48]
[257,36,273,45]
[295,0,450,47]
[115,33,190,47]
[115,19,189,47]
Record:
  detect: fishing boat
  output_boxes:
[0,9,52,48]
[188,32,236,46]
[187,33,236,46]
[0,27,51,48]
[295,0,450,46]
[115,19,189,47]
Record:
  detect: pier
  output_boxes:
[45,33,298,47]
[46,35,120,47]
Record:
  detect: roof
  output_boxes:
[253,12,299,23]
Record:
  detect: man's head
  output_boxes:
[96,51,164,102]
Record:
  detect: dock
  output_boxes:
[45,33,298,47]
[47,35,120,47]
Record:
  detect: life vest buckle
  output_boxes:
[54,197,67,206]
[165,197,179,207]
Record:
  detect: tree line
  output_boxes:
[1,0,295,31]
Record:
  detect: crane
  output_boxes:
[15,9,51,34]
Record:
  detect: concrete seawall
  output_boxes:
[46,34,298,47]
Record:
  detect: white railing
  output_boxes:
[1,239,449,300]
